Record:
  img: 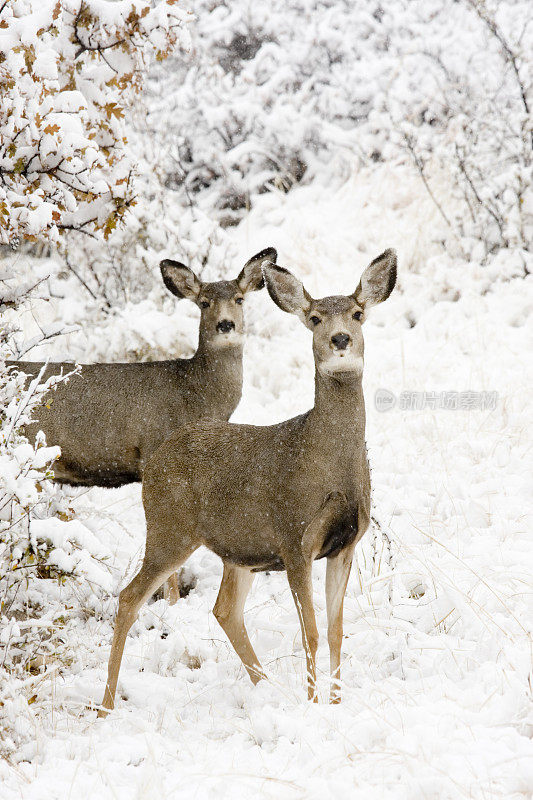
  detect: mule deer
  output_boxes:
[10,248,276,488]
[98,249,397,714]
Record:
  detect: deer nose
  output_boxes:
[331,332,351,350]
[217,319,235,334]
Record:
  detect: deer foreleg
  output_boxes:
[285,557,319,701]
[325,542,355,703]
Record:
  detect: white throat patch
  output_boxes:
[320,353,364,377]
[212,332,243,347]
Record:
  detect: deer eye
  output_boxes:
[352,311,362,321]
[235,297,243,305]
[310,315,321,326]
[200,300,210,309]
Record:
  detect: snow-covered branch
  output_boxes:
[0,0,191,244]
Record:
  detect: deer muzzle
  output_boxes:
[216,319,236,334]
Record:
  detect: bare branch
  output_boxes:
[402,132,453,229]
[464,0,531,148]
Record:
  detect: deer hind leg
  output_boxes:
[285,558,319,701]
[98,544,195,717]
[150,572,180,605]
[325,542,355,704]
[213,564,265,685]
[138,456,181,607]
[163,572,181,605]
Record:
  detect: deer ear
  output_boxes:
[236,247,277,294]
[263,264,312,323]
[352,249,397,309]
[160,260,201,300]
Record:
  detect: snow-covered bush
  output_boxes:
[0,0,193,716]
[388,0,532,258]
[46,0,531,327]
[0,0,531,788]
[0,0,190,244]
[144,0,531,256]
[0,261,115,757]
[57,181,239,314]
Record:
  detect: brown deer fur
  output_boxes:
[98,249,397,713]
[10,248,276,489]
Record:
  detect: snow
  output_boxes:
[142,0,531,257]
[2,162,532,798]
[0,0,191,243]
[1,0,532,793]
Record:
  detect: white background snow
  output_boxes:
[2,165,532,799]
[1,0,533,797]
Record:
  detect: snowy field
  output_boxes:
[2,166,532,799]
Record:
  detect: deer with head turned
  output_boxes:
[11,248,275,601]
[11,248,275,488]
[98,249,397,714]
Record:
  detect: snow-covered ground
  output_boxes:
[2,166,533,798]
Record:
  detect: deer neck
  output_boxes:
[304,369,366,463]
[192,334,244,401]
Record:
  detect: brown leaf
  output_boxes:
[104,103,124,120]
